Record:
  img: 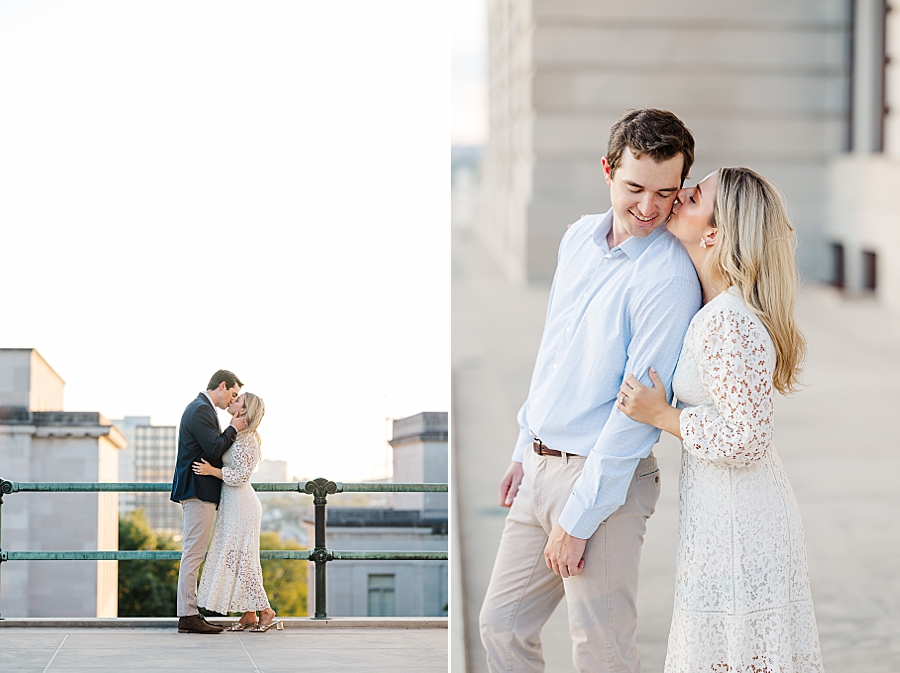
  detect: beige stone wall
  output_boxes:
[826,0,900,306]
[97,434,120,617]
[29,434,104,617]
[326,527,449,617]
[478,0,535,283]
[0,350,33,408]
[480,0,850,283]
[0,349,64,410]
[826,154,900,308]
[0,421,123,617]
[28,351,64,412]
[392,442,425,511]
[0,427,35,615]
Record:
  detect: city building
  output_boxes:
[477,1,849,285]
[305,412,449,617]
[111,416,179,533]
[825,0,900,308]
[323,508,448,617]
[0,348,125,618]
[390,412,449,516]
[252,458,288,483]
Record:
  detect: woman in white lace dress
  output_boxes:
[192,392,281,632]
[618,167,823,671]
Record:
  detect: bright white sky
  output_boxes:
[451,0,487,146]
[0,0,449,482]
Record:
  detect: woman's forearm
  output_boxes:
[653,405,683,440]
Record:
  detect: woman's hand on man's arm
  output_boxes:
[618,367,683,440]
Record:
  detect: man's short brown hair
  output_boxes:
[606,109,695,183]
[207,369,243,391]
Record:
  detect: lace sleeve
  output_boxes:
[679,307,774,466]
[221,435,258,486]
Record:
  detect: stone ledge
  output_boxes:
[0,616,448,629]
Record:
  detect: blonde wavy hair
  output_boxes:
[707,167,807,393]
[238,392,265,456]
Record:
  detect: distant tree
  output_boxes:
[118,510,179,617]
[260,531,307,616]
[118,512,307,618]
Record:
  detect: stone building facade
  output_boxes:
[825,0,900,308]
[305,411,449,617]
[0,349,125,617]
[478,0,851,284]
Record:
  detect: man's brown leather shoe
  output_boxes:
[178,614,224,633]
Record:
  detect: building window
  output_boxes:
[831,243,845,289]
[863,250,877,291]
[368,574,395,617]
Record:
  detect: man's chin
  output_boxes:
[628,222,660,238]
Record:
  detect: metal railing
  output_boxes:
[0,478,448,620]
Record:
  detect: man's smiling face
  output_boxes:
[603,146,684,243]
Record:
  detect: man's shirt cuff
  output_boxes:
[557,496,609,539]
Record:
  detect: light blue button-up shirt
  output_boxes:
[514,208,701,539]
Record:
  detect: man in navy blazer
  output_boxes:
[171,369,248,634]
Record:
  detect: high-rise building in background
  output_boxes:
[112,416,180,534]
[0,349,124,618]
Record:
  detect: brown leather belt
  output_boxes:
[532,439,576,458]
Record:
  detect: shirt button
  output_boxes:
[566,327,571,333]
[553,364,558,369]
[603,258,610,265]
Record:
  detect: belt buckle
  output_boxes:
[534,438,544,456]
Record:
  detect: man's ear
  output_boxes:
[601,156,613,186]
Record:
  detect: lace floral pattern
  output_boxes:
[668,290,823,672]
[197,433,270,614]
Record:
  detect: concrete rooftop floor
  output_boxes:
[0,625,448,672]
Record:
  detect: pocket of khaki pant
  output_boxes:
[635,467,659,482]
[635,467,661,517]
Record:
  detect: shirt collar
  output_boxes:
[203,391,216,410]
[591,208,668,261]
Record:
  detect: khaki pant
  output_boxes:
[480,448,661,673]
[176,498,217,617]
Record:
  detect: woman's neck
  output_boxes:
[686,246,727,305]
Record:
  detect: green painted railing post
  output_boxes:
[0,478,13,620]
[303,478,338,619]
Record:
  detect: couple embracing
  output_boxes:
[170,369,282,634]
[479,110,824,672]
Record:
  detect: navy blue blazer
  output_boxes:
[170,393,237,505]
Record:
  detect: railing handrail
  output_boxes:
[1,550,447,561]
[0,477,448,620]
[0,481,448,493]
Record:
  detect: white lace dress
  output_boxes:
[667,289,823,672]
[197,433,271,614]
